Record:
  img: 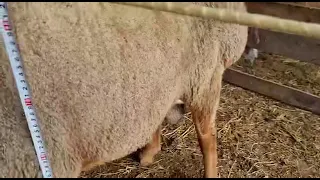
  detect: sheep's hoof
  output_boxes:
[139,154,154,167]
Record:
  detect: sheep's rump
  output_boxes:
[0,2,247,177]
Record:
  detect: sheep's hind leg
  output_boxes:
[189,75,222,178]
[192,113,218,178]
[139,126,161,166]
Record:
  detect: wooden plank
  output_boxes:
[246,29,320,66]
[245,2,320,65]
[279,2,320,9]
[223,68,320,115]
[245,2,320,23]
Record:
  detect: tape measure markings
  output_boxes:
[0,2,53,178]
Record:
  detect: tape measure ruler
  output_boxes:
[0,2,53,178]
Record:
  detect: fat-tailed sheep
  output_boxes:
[0,2,248,178]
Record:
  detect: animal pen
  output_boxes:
[224,2,320,116]
[1,2,320,178]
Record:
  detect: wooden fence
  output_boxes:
[223,2,320,115]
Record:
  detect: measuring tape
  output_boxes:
[0,2,53,178]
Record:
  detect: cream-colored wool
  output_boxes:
[0,2,247,177]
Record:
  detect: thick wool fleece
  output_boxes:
[0,2,247,177]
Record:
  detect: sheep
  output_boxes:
[244,27,260,66]
[0,2,248,178]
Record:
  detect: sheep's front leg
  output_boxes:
[139,126,161,166]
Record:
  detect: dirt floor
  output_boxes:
[80,52,320,178]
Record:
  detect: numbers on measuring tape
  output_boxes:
[2,19,11,31]
[1,15,12,31]
[40,154,47,161]
[34,129,40,133]
[7,31,13,36]
[1,3,53,177]
[24,98,32,106]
